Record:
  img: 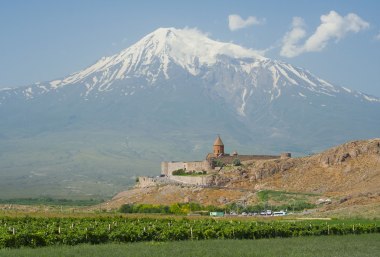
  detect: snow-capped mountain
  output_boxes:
[3,28,380,142]
[0,28,379,199]
[1,28,378,114]
[50,27,265,87]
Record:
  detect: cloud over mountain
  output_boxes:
[281,11,369,57]
[228,14,264,31]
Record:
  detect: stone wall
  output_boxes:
[186,160,211,172]
[137,176,158,187]
[161,160,211,176]
[168,175,213,186]
[161,155,283,175]
[214,154,280,164]
[161,162,185,176]
[281,152,292,159]
[137,175,213,187]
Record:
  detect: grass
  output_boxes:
[0,198,103,206]
[255,190,319,211]
[257,190,318,202]
[0,234,378,257]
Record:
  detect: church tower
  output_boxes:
[213,135,224,156]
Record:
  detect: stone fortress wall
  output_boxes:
[137,174,214,187]
[167,175,214,186]
[161,160,211,176]
[137,176,159,187]
[214,154,282,164]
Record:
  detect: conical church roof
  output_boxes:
[213,135,224,146]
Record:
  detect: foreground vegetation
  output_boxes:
[119,201,315,215]
[0,216,378,248]
[0,198,102,206]
[0,233,379,257]
[119,202,223,214]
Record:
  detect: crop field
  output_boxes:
[0,216,378,248]
[0,233,379,257]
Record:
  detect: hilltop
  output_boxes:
[105,138,380,217]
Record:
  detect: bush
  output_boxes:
[172,169,207,176]
[211,159,224,167]
[119,203,222,215]
[119,204,134,213]
[172,169,186,175]
[232,158,241,166]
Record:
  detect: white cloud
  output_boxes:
[375,32,380,41]
[280,11,369,58]
[228,14,264,31]
[280,17,307,58]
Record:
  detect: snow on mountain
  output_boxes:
[48,28,265,90]
[1,27,379,111]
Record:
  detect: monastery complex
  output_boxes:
[138,136,291,187]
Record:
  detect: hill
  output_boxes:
[106,138,380,217]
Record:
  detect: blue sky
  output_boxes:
[1,0,379,96]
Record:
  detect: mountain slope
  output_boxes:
[0,27,379,199]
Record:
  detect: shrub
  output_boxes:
[172,169,186,175]
[119,204,133,213]
[211,159,224,167]
[232,158,241,166]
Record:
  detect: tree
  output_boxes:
[211,159,224,167]
[119,204,133,213]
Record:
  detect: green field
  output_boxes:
[0,233,379,257]
[0,215,378,248]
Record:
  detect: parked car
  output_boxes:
[273,211,287,216]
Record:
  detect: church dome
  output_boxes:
[213,135,224,146]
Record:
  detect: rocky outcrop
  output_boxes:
[209,139,380,195]
[317,138,380,167]
[250,159,297,181]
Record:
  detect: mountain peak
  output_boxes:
[141,27,264,57]
[130,27,266,68]
[48,27,266,88]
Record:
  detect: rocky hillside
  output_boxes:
[106,138,380,215]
